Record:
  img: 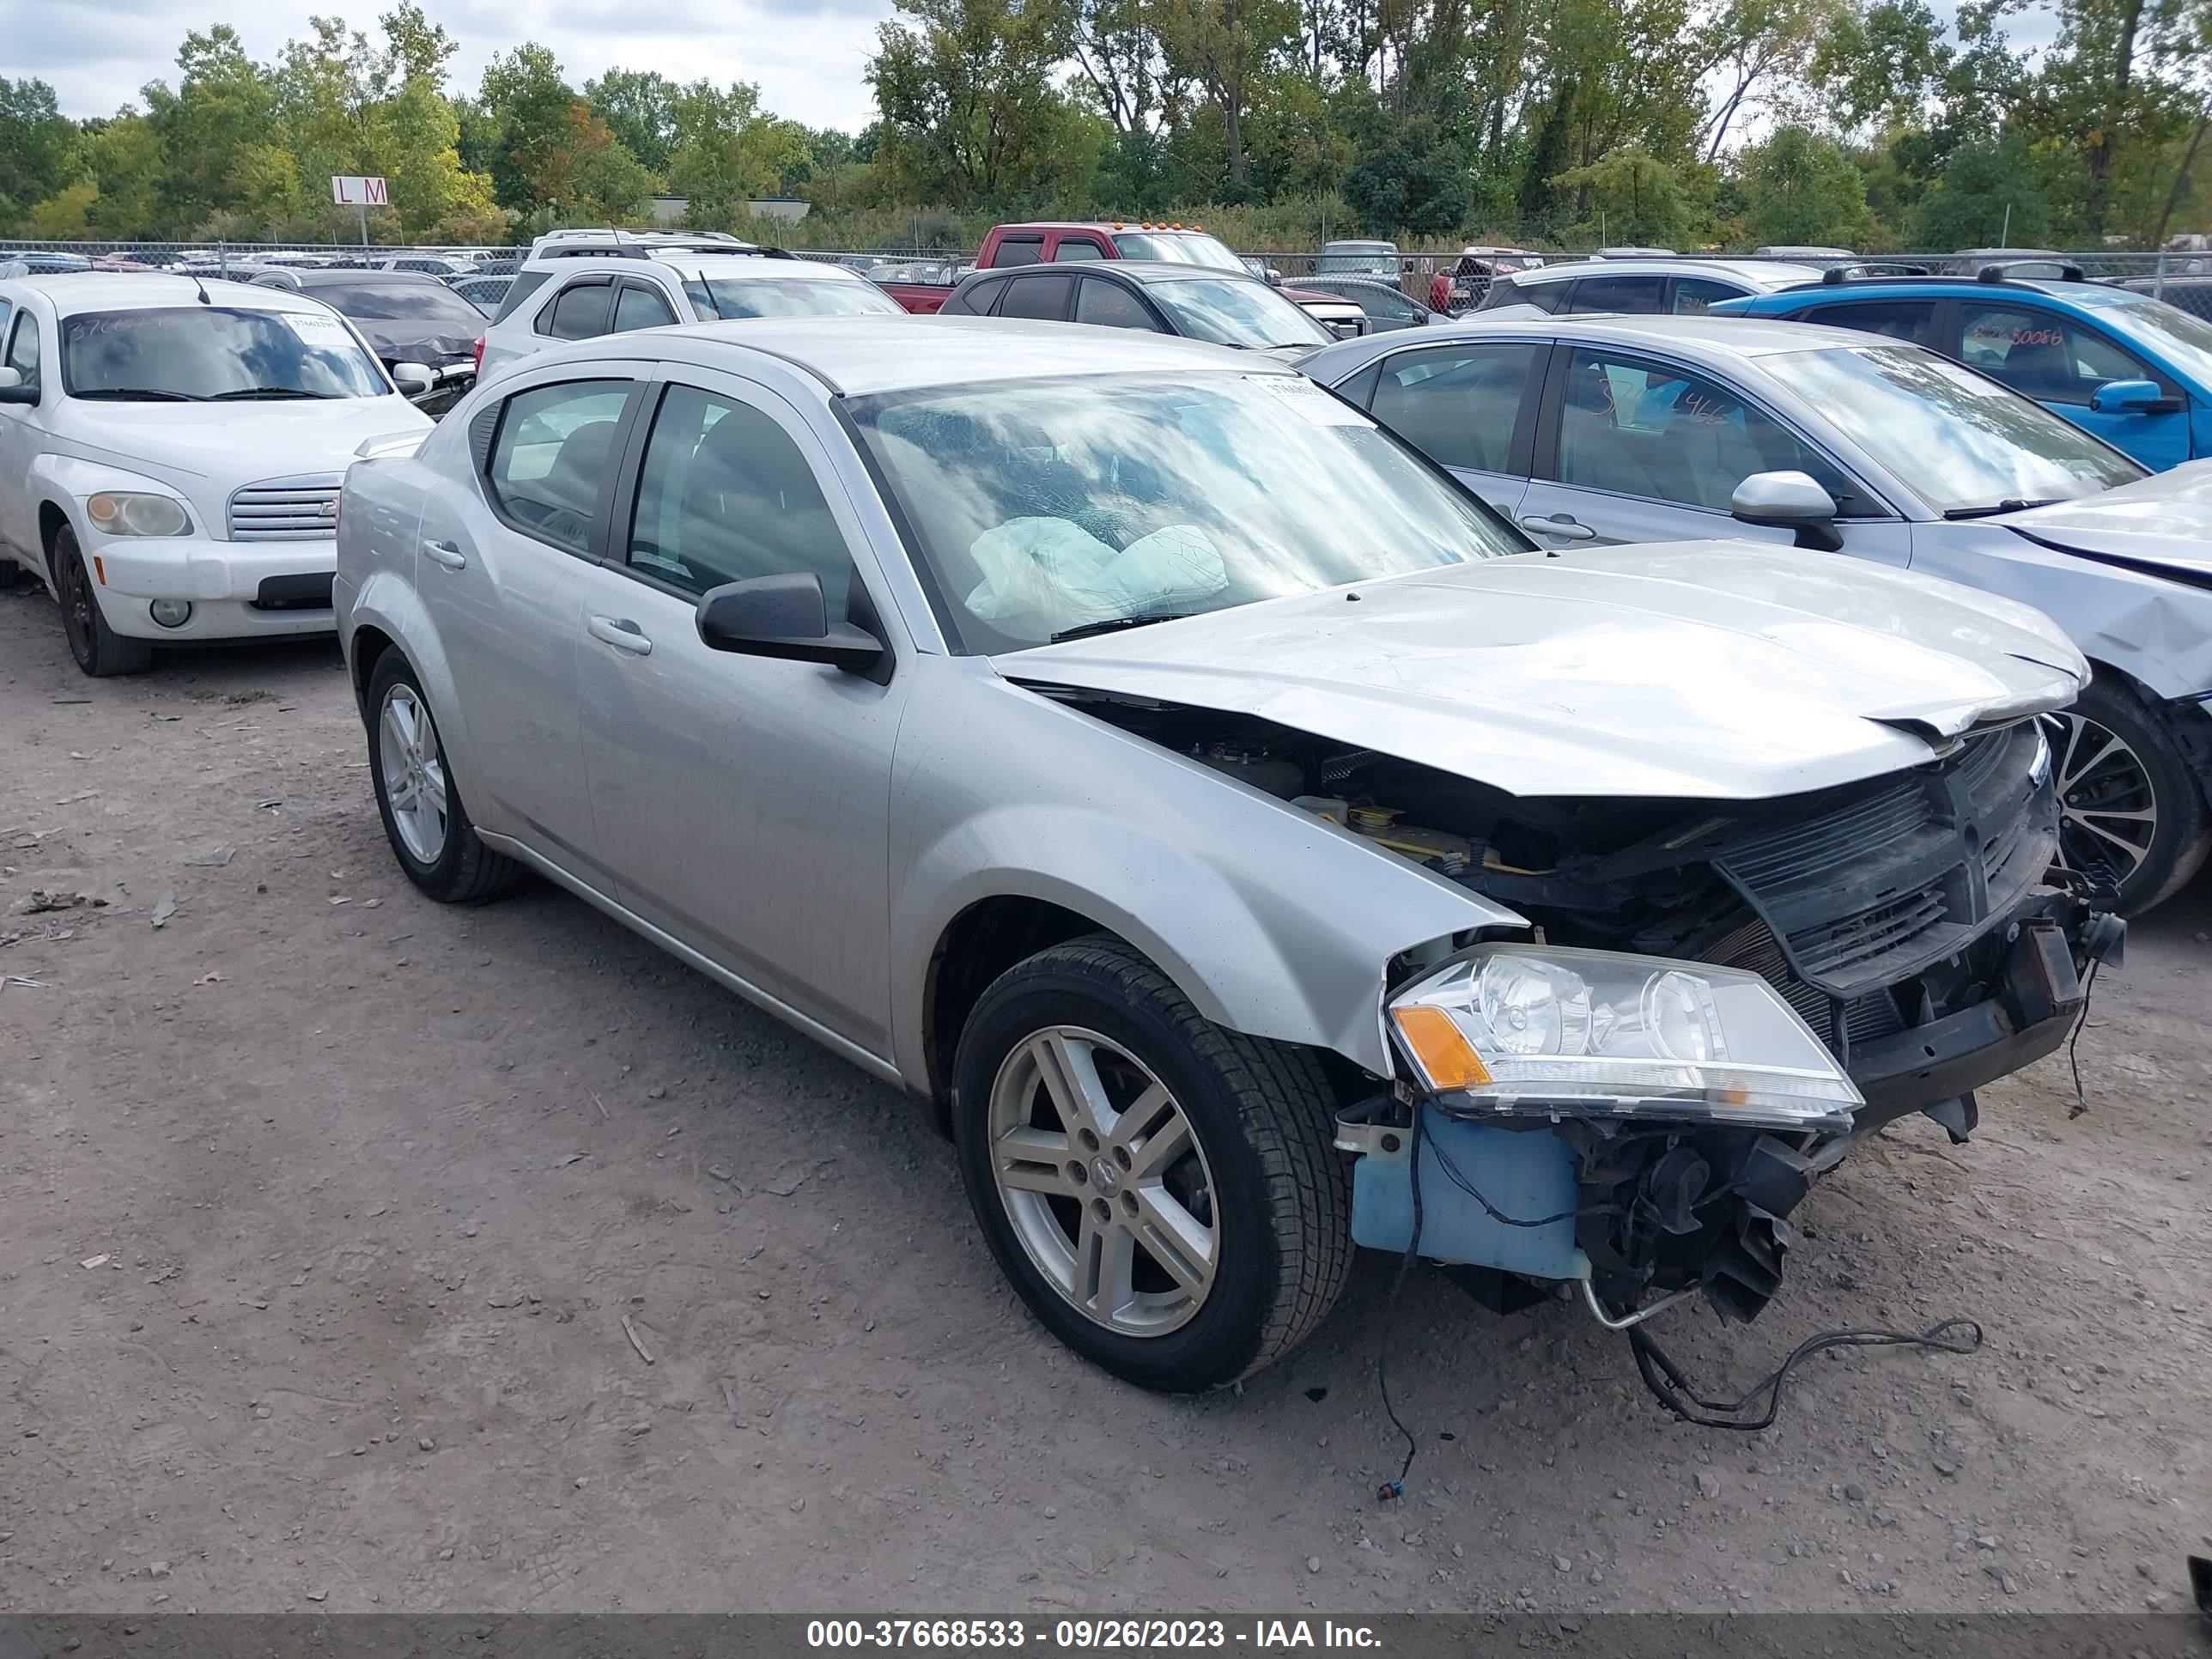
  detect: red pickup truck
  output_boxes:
[860,258,964,315]
[878,222,1364,334]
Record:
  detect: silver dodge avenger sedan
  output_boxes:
[336,318,2118,1392]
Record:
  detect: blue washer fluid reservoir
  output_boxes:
[1348,1107,1589,1281]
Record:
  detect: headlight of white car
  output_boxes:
[86,491,191,538]
[1388,944,1862,1129]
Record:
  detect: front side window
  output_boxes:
[6,311,39,390]
[848,371,1527,652]
[1369,343,1543,473]
[612,281,678,332]
[2090,291,2212,387]
[1776,343,2142,514]
[678,273,902,320]
[1957,303,2150,404]
[60,307,386,401]
[627,384,849,608]
[486,379,632,552]
[1553,348,1854,512]
[1146,277,1330,348]
[541,280,613,341]
[1799,298,1939,347]
[1074,279,1157,330]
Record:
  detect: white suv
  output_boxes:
[0,273,431,676]
[477,230,903,377]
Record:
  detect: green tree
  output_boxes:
[1738,125,1871,244]
[1552,143,1692,245]
[1154,0,1300,191]
[142,26,290,230]
[587,69,682,174]
[0,79,79,226]
[477,42,650,221]
[665,80,810,226]
[1907,135,2052,246]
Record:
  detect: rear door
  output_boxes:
[1515,343,1912,564]
[414,367,644,878]
[1345,340,1547,520]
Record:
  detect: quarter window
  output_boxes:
[950,276,1009,316]
[1368,343,1543,473]
[612,281,678,332]
[626,384,851,609]
[1553,348,1855,512]
[486,380,632,552]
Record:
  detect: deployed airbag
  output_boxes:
[966,516,1226,629]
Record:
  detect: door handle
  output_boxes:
[1520,514,1596,541]
[587,615,653,656]
[422,538,467,568]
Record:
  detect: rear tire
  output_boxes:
[952,935,1351,1392]
[2045,677,2210,916]
[366,651,525,904]
[53,526,154,678]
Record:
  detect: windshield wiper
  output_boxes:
[210,386,339,400]
[1943,497,2063,520]
[72,388,204,401]
[1050,612,1195,643]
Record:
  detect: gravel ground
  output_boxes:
[0,585,2206,1617]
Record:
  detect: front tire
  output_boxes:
[366,652,524,904]
[53,526,154,678]
[952,936,1351,1392]
[2045,678,2210,915]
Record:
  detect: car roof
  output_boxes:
[1,272,337,316]
[641,255,867,282]
[1300,312,1863,380]
[281,267,443,285]
[972,260,1252,288]
[529,313,1290,397]
[1514,257,1821,285]
[1745,276,2145,307]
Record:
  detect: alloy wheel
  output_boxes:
[2042,710,2158,890]
[985,1025,1219,1337]
[379,683,450,865]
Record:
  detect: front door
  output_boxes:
[1516,343,1914,566]
[572,372,908,1055]
[416,372,638,876]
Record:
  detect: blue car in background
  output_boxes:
[1716,272,2212,471]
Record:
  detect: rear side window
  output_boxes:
[538,280,613,341]
[1054,238,1109,262]
[486,379,632,552]
[1800,298,1940,347]
[991,237,1045,268]
[1567,274,1667,313]
[1670,277,1746,314]
[1368,343,1543,473]
[1000,274,1073,321]
[490,270,550,324]
[1486,276,1565,313]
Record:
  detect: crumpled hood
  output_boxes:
[51,396,430,486]
[996,541,2087,800]
[1997,458,2212,578]
[350,323,479,366]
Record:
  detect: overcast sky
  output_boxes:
[5,0,2058,137]
[2,0,896,130]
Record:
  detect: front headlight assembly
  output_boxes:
[1389,944,1862,1131]
[86,491,191,538]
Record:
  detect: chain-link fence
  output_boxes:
[7,237,2211,318]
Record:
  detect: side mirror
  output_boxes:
[2088,377,2176,415]
[0,367,34,405]
[696,571,884,676]
[1731,470,1843,552]
[390,362,435,397]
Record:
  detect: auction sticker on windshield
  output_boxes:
[1248,374,1369,425]
[283,313,354,346]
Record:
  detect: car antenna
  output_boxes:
[188,271,211,305]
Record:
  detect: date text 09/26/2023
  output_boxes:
[805,1620,1385,1650]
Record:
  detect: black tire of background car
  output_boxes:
[365,651,526,904]
[52,526,154,678]
[0,556,31,593]
[2069,675,2211,916]
[951,936,1352,1393]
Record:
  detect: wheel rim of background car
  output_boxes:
[379,684,450,865]
[2042,710,2158,890]
[986,1025,1219,1337]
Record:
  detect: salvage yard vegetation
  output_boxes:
[1,0,2209,257]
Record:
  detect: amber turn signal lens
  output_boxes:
[1390,1006,1492,1091]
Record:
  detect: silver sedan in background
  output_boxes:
[335,318,2112,1393]
[1301,314,2212,914]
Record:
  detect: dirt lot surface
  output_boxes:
[0,585,2207,1618]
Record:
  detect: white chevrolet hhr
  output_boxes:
[0,272,432,675]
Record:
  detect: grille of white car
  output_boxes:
[228,474,343,541]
